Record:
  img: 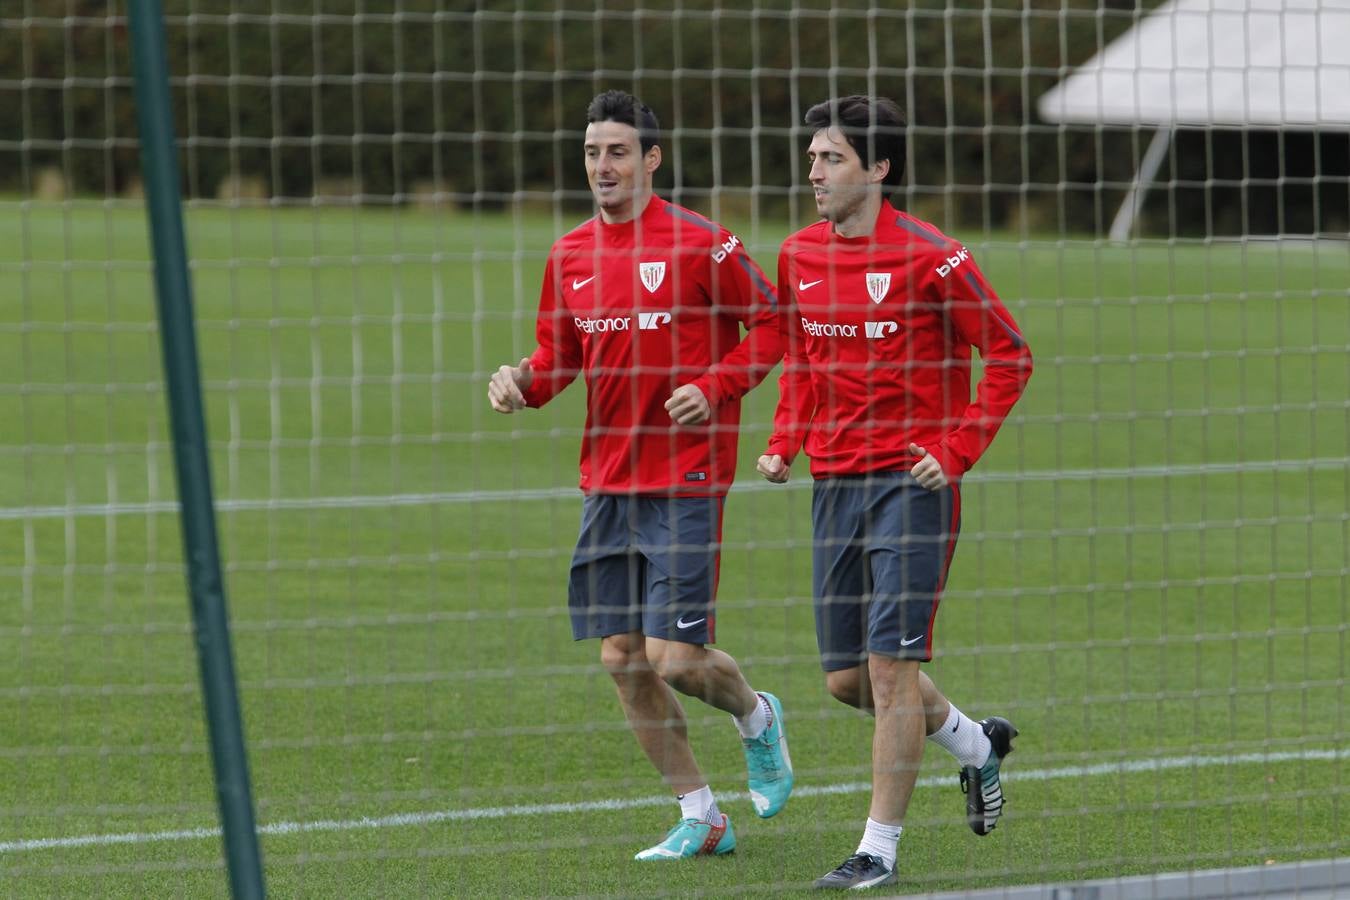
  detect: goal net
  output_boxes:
[1,1,1345,895]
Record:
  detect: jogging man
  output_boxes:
[757,95,1033,889]
[488,89,793,860]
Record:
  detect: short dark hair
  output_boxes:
[803,95,906,187]
[586,90,661,154]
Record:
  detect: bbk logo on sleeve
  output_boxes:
[639,262,667,293]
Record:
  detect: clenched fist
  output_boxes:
[488,358,533,413]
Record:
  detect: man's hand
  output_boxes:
[664,384,711,426]
[487,357,533,413]
[757,453,790,484]
[908,443,948,491]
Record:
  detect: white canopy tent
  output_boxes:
[1037,0,1350,240]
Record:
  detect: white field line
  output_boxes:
[2,457,1347,523]
[1,747,1343,855]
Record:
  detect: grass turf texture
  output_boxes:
[0,201,1346,897]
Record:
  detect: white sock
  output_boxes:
[677,785,719,824]
[733,691,771,739]
[856,817,902,870]
[927,703,992,769]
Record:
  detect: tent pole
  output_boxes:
[1109,126,1173,242]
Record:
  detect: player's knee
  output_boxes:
[826,667,868,708]
[647,642,701,690]
[647,650,683,685]
[599,634,647,680]
[867,655,920,709]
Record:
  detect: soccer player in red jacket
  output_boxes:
[488,90,792,861]
[757,95,1034,890]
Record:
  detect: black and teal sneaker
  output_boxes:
[960,716,1018,835]
[812,852,897,890]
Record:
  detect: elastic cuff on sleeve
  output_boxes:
[765,439,795,467]
[931,445,966,482]
[691,375,722,410]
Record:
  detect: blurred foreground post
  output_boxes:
[127,2,267,896]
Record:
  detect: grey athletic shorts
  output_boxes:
[811,471,960,669]
[568,494,723,645]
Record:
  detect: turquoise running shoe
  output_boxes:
[742,691,794,818]
[633,814,736,860]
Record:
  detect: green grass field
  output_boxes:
[0,200,1346,897]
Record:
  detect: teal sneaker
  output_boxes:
[743,691,794,818]
[960,716,1017,835]
[633,814,736,860]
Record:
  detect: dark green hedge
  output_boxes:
[10,1,1340,236]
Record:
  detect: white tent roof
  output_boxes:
[1037,0,1350,127]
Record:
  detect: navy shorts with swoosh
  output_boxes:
[811,471,960,668]
[568,494,723,644]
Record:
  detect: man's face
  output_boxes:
[584,120,658,221]
[807,127,884,224]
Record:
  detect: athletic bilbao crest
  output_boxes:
[639,262,667,293]
[866,272,891,304]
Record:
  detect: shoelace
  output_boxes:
[744,738,782,774]
[665,819,700,838]
[840,854,883,876]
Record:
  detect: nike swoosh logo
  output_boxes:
[899,634,925,647]
[676,615,706,630]
[572,275,596,290]
[798,278,823,291]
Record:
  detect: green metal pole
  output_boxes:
[126,3,266,897]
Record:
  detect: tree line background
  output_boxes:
[4,0,1346,237]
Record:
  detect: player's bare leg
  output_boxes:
[643,637,758,717]
[826,664,951,732]
[601,631,705,795]
[644,636,795,818]
[826,658,1016,846]
[603,631,755,860]
[813,654,920,888]
[866,655,926,827]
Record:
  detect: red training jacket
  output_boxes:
[766,201,1032,480]
[521,195,781,495]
